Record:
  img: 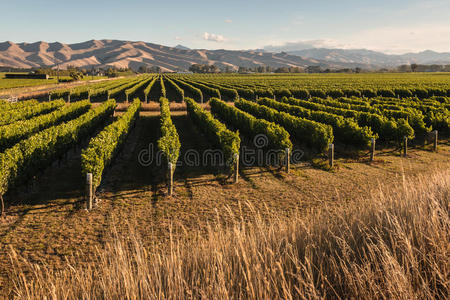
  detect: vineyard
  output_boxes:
[0,73,449,214]
[0,72,449,296]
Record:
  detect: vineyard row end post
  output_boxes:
[168,162,174,196]
[86,173,93,210]
[234,153,239,184]
[403,136,408,157]
[285,148,290,173]
[329,143,334,168]
[433,130,438,152]
[370,138,376,162]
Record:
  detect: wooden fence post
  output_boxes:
[329,143,334,168]
[48,93,51,102]
[67,94,71,103]
[433,130,438,152]
[145,94,148,103]
[234,154,239,183]
[126,93,129,104]
[86,173,93,210]
[0,195,4,218]
[370,138,376,162]
[285,148,290,173]
[168,162,173,196]
[403,136,408,157]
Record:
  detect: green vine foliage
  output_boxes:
[157,97,180,168]
[0,99,38,112]
[235,98,332,153]
[172,79,203,102]
[257,97,374,147]
[280,97,413,142]
[183,79,220,100]
[81,99,140,191]
[185,97,240,169]
[163,77,185,102]
[0,100,91,152]
[143,77,159,99]
[159,76,167,98]
[0,99,116,196]
[0,99,65,126]
[210,98,292,151]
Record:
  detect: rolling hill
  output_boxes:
[0,39,373,72]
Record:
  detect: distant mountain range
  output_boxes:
[0,39,449,72]
[263,44,450,67]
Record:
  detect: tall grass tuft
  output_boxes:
[9,169,449,299]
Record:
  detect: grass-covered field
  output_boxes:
[0,72,108,90]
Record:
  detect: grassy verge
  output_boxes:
[8,167,449,299]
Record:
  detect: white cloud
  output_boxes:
[203,32,227,42]
[175,36,182,41]
[225,19,232,23]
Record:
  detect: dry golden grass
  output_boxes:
[7,167,449,299]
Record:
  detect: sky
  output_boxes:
[1,0,449,54]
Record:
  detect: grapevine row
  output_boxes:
[210,98,292,151]
[0,100,91,152]
[185,97,240,168]
[0,99,65,126]
[0,100,116,197]
[235,98,333,152]
[257,97,374,147]
[280,97,415,141]
[157,97,181,166]
[81,99,140,191]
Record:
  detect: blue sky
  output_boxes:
[1,0,449,54]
